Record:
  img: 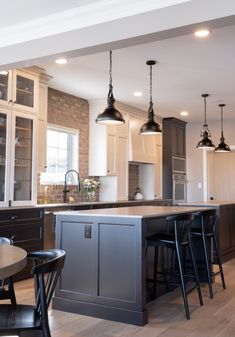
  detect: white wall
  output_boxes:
[186,119,235,202]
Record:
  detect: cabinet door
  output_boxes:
[0,108,11,206]
[117,135,128,200]
[10,112,36,206]
[172,123,185,157]
[0,70,12,107]
[107,131,116,175]
[12,70,38,113]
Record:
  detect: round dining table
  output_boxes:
[0,244,27,279]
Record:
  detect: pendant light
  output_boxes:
[139,60,162,135]
[96,50,125,125]
[214,104,231,152]
[196,93,215,149]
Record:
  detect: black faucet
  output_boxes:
[63,169,80,203]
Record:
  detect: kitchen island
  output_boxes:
[53,205,210,325]
[179,200,235,262]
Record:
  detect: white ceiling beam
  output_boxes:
[0,0,235,69]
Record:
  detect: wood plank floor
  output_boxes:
[13,259,235,337]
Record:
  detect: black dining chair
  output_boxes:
[192,209,226,298]
[0,236,16,305]
[0,249,66,337]
[146,213,203,320]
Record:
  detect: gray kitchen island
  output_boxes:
[53,206,210,325]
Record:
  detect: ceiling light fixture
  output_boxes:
[96,50,125,125]
[55,58,67,64]
[194,29,210,38]
[197,93,215,149]
[139,60,162,135]
[133,91,143,97]
[180,111,188,116]
[214,104,231,152]
[0,70,8,75]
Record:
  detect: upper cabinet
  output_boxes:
[129,116,157,164]
[163,117,186,159]
[0,69,39,114]
[0,108,37,207]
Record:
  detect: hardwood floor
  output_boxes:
[12,259,235,337]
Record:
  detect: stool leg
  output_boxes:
[170,250,175,292]
[152,246,158,300]
[175,242,190,320]
[202,233,213,298]
[189,235,203,306]
[213,233,226,290]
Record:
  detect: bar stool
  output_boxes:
[146,213,203,320]
[0,237,16,304]
[192,209,226,298]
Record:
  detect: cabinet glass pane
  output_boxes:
[0,113,7,201]
[16,75,34,108]
[14,116,33,201]
[0,72,9,102]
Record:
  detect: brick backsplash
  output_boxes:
[128,163,139,200]
[37,88,100,204]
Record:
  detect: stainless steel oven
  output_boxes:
[173,173,187,204]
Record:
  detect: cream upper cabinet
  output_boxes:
[0,69,39,114]
[0,107,37,207]
[129,116,157,163]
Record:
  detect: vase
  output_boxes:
[87,190,96,202]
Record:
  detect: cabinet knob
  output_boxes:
[8,100,12,104]
[13,101,17,104]
[11,215,18,220]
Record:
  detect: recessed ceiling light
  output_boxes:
[0,70,8,75]
[133,91,143,97]
[180,111,188,116]
[55,58,68,65]
[194,29,210,38]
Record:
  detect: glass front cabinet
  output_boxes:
[0,107,36,207]
[0,70,38,113]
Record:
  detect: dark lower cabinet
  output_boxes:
[0,207,44,280]
[219,205,235,261]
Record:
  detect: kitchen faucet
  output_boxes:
[63,169,80,203]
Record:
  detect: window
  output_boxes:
[41,125,79,184]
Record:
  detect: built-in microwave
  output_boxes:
[172,157,186,173]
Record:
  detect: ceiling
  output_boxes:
[0,0,235,123]
[41,23,235,123]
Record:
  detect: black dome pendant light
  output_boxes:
[196,93,215,149]
[96,50,125,125]
[214,104,231,152]
[139,60,162,135]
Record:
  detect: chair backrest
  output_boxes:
[166,213,195,243]
[0,237,13,245]
[27,249,66,318]
[194,209,217,234]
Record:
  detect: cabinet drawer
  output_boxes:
[0,208,43,223]
[0,222,42,243]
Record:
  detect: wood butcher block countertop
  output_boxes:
[178,200,235,207]
[0,245,27,279]
[56,205,212,219]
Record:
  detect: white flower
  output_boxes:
[81,178,101,192]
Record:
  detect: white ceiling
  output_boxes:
[1,0,235,123]
[41,23,235,123]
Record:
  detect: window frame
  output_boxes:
[40,124,79,185]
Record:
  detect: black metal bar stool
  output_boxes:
[192,209,226,298]
[146,213,203,320]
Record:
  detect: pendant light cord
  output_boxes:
[221,105,224,136]
[108,50,113,99]
[150,63,153,104]
[203,95,207,126]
